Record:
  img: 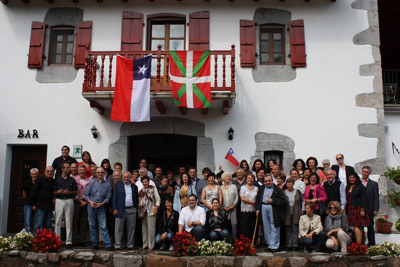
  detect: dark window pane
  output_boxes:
[55,55,61,64]
[261,32,269,40]
[67,35,74,42]
[170,25,184,38]
[261,41,269,52]
[56,43,63,53]
[67,43,73,54]
[152,25,165,38]
[274,41,282,52]
[169,40,184,50]
[57,35,63,41]
[273,33,282,40]
[66,55,73,64]
[274,53,282,63]
[261,53,269,63]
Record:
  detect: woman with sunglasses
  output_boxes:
[324,201,351,252]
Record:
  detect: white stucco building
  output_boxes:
[1,0,397,237]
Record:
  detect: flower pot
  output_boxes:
[395,179,400,185]
[376,222,393,234]
[395,199,400,206]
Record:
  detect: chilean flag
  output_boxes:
[111,55,151,122]
[225,148,239,167]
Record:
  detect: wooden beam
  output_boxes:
[90,101,105,115]
[179,107,187,115]
[72,0,79,3]
[21,0,29,3]
[222,100,230,115]
[201,108,208,115]
[155,100,167,114]
[47,0,55,3]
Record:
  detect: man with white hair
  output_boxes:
[23,168,39,232]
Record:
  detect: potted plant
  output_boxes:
[396,218,400,232]
[388,189,400,208]
[375,216,393,234]
[385,167,400,185]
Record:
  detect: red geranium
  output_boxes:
[31,229,62,253]
[347,242,368,256]
[172,232,198,256]
[232,235,255,256]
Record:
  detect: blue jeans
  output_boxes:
[189,225,205,241]
[209,229,230,241]
[87,205,112,248]
[299,232,327,252]
[261,204,280,249]
[155,232,175,248]
[33,209,53,234]
[24,205,34,233]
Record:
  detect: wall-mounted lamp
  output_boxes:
[228,127,234,141]
[91,125,98,139]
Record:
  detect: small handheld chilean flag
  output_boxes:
[111,55,151,122]
[225,148,239,167]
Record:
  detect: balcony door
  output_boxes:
[147,14,186,88]
[128,134,196,174]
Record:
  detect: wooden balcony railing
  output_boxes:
[83,45,236,94]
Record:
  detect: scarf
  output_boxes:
[325,213,343,232]
[138,185,154,219]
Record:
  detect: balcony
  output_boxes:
[82,45,236,115]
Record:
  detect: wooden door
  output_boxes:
[7,145,47,233]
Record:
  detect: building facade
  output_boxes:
[0,0,390,234]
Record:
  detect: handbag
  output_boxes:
[316,185,327,215]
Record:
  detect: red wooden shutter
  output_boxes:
[28,21,45,69]
[74,21,93,68]
[189,11,209,51]
[240,20,255,68]
[289,19,306,68]
[121,11,144,51]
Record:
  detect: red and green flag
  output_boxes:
[169,50,212,108]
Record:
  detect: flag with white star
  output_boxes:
[111,55,151,122]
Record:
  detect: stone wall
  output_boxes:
[1,250,399,267]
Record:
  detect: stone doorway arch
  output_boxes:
[109,117,215,172]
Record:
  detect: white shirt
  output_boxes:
[124,183,133,207]
[178,205,206,232]
[136,177,156,191]
[294,179,306,195]
[338,167,347,187]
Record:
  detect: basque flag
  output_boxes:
[225,148,239,167]
[169,50,212,108]
[111,55,151,122]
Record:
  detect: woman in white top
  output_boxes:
[221,172,239,239]
[201,172,222,211]
[240,173,258,239]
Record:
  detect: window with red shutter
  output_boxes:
[28,21,45,69]
[189,11,209,51]
[121,11,144,51]
[289,19,306,68]
[74,21,92,68]
[240,20,255,68]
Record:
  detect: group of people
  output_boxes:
[22,146,380,253]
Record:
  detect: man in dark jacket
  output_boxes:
[51,145,77,177]
[331,154,355,186]
[256,175,286,253]
[112,171,139,249]
[361,166,379,247]
[32,166,55,233]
